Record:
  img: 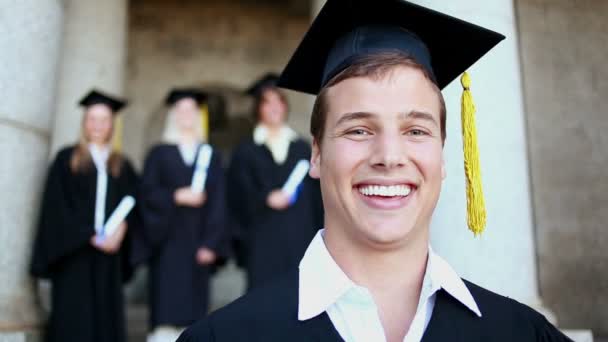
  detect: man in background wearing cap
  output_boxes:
[227,73,323,291]
[178,0,571,340]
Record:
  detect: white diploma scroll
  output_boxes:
[102,196,135,237]
[191,144,213,193]
[282,159,310,199]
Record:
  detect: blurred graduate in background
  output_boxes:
[30,89,138,342]
[135,88,228,342]
[228,74,323,290]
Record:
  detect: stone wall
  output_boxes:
[0,0,64,338]
[125,0,312,167]
[517,0,608,334]
[50,0,128,156]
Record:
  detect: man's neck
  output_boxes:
[90,141,109,150]
[257,123,281,138]
[324,226,429,342]
[178,131,198,145]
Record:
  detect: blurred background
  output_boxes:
[0,0,606,341]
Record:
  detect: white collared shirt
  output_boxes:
[298,230,482,342]
[89,144,110,234]
[253,125,298,164]
[178,142,199,166]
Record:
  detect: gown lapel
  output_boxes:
[422,289,481,341]
[298,312,345,342]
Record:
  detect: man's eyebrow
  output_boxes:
[400,110,438,125]
[334,110,439,127]
[334,112,375,127]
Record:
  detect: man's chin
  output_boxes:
[356,224,418,249]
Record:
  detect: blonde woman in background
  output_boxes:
[30,90,137,342]
[135,88,228,342]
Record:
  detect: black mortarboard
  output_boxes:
[246,73,280,97]
[79,89,127,113]
[165,88,208,106]
[278,0,505,95]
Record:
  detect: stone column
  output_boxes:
[311,0,325,17]
[50,0,128,155]
[0,0,64,339]
[410,0,547,315]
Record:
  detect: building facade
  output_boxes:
[0,0,604,340]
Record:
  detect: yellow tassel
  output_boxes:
[461,72,487,236]
[112,115,123,152]
[201,103,209,143]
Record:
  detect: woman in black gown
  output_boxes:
[30,89,137,342]
[228,74,323,290]
[136,88,228,342]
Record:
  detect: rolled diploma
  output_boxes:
[282,159,310,199]
[191,144,213,193]
[102,195,135,237]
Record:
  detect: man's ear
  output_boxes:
[309,138,321,179]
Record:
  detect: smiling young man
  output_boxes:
[178,0,571,341]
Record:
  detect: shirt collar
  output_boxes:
[88,144,110,170]
[177,142,199,166]
[427,246,482,317]
[298,230,482,321]
[298,230,354,321]
[253,124,297,145]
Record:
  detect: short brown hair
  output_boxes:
[310,51,446,145]
[253,87,290,122]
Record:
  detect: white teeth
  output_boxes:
[358,184,412,197]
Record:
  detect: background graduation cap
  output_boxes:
[79,89,127,113]
[165,88,208,106]
[246,73,280,97]
[278,0,506,236]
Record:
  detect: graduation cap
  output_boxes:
[246,73,280,97]
[278,0,506,236]
[278,0,504,94]
[79,89,127,113]
[165,88,208,106]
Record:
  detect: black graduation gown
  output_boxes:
[177,269,573,342]
[227,137,323,289]
[30,146,138,342]
[135,144,228,329]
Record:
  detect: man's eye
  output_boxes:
[406,129,427,136]
[348,129,371,136]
